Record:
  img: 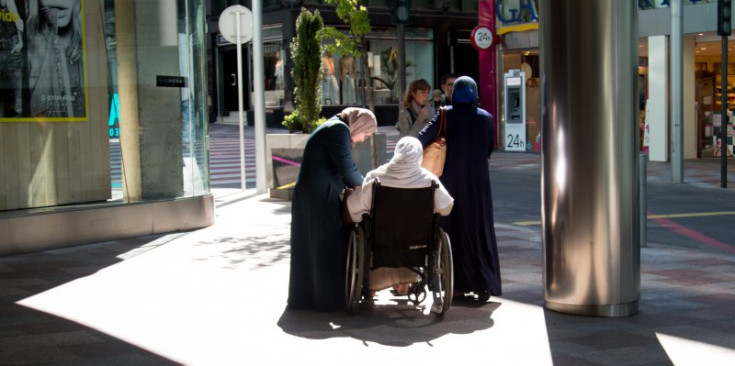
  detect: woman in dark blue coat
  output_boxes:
[287,108,377,312]
[418,76,502,302]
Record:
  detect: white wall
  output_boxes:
[647,35,669,162]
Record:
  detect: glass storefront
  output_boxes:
[105,0,210,201]
[227,25,436,115]
[0,0,212,254]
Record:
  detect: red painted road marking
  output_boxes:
[272,155,301,167]
[650,213,735,254]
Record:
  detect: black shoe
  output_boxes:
[477,290,491,303]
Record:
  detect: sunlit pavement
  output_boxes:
[3,124,735,365]
[1,184,733,365]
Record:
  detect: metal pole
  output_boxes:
[640,152,648,248]
[722,34,729,188]
[235,11,246,191]
[671,0,683,183]
[398,23,406,101]
[253,0,267,193]
[540,0,639,317]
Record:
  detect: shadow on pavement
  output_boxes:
[0,235,181,365]
[277,300,500,347]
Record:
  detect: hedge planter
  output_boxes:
[266,133,387,200]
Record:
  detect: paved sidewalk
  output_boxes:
[2,127,735,365]
[1,181,734,365]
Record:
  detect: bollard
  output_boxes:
[640,152,648,248]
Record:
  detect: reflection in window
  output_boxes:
[368,28,434,105]
[263,43,284,107]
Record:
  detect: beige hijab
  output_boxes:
[341,107,377,138]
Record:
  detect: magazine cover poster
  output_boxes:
[0,0,87,122]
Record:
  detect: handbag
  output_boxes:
[421,108,447,177]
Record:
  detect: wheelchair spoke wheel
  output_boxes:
[433,229,453,316]
[345,225,365,314]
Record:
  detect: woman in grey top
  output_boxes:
[396,79,435,137]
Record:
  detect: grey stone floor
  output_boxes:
[1,131,735,365]
[1,183,734,365]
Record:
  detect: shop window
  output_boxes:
[264,43,285,107]
[367,28,435,105]
[257,26,284,108]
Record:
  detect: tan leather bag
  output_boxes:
[421,108,447,177]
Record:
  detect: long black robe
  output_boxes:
[287,118,364,312]
[418,105,502,295]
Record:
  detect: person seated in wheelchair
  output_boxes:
[346,136,454,295]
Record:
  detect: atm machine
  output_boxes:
[504,69,526,151]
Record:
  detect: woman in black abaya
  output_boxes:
[287,108,377,312]
[418,76,502,302]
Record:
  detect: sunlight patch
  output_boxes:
[656,332,735,365]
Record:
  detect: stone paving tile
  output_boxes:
[46,355,179,366]
[0,331,105,348]
[0,288,34,297]
[499,285,544,297]
[11,319,88,336]
[0,279,53,288]
[551,355,609,366]
[0,347,83,365]
[564,331,663,350]
[546,340,598,356]
[650,325,735,350]
[573,345,674,365]
[60,343,178,364]
[1,154,734,364]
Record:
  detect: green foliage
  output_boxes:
[287,8,324,133]
[317,0,375,109]
[317,0,370,58]
[281,110,327,133]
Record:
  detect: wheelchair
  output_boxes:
[345,180,454,316]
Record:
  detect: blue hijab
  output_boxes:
[451,76,479,107]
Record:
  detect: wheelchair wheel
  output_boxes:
[345,225,366,314]
[433,229,453,316]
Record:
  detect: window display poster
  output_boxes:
[0,0,87,122]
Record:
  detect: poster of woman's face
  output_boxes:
[0,0,87,121]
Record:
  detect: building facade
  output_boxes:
[206,0,480,126]
[497,0,733,159]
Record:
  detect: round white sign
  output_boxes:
[471,26,494,50]
[219,5,253,45]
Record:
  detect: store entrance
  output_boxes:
[453,42,479,84]
[693,35,735,158]
[219,46,251,116]
[501,51,541,152]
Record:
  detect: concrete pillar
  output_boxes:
[683,35,697,160]
[539,0,640,316]
[116,0,183,201]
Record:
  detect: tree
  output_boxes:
[283,8,325,133]
[317,0,374,111]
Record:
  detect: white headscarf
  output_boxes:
[347,136,454,221]
[365,136,430,187]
